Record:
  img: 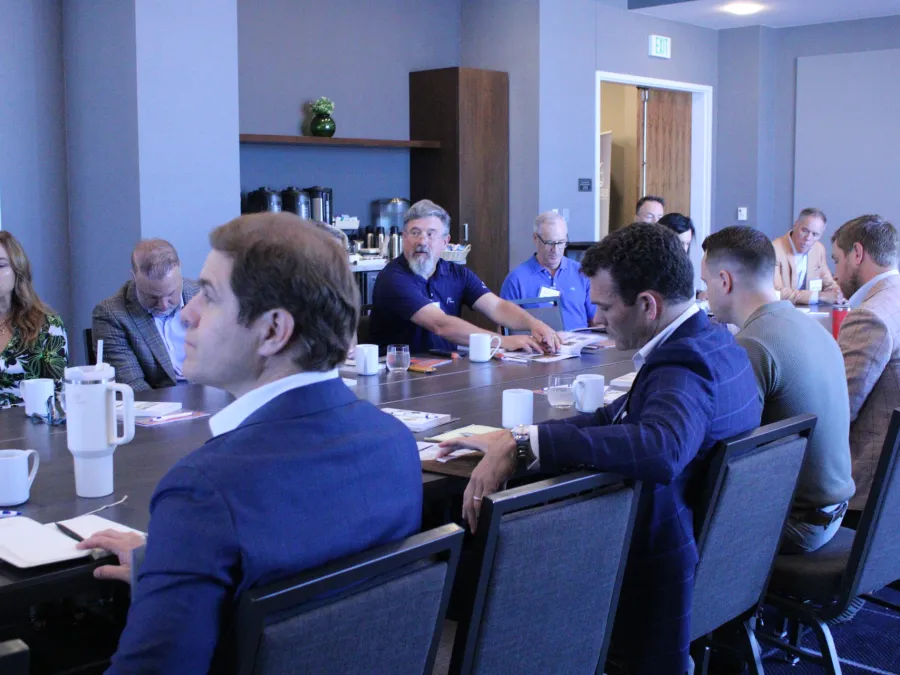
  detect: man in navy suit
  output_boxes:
[80,213,423,674]
[440,224,761,674]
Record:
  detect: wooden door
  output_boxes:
[637,88,692,216]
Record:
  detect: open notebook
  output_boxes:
[0,515,144,569]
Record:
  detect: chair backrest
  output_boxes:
[83,327,95,365]
[357,304,373,345]
[232,524,463,675]
[690,414,816,639]
[449,472,640,675]
[0,640,29,675]
[500,297,563,336]
[843,408,900,600]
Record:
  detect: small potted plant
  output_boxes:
[309,96,336,137]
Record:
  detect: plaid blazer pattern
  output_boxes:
[91,279,200,391]
[838,273,900,510]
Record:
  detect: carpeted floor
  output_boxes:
[761,589,900,675]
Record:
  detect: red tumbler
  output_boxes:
[832,305,849,339]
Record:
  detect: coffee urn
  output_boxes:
[247,187,282,213]
[305,186,333,224]
[280,187,311,219]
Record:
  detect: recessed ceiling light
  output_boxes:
[722,2,766,15]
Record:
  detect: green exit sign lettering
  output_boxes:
[649,35,671,59]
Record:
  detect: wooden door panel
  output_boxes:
[637,88,692,217]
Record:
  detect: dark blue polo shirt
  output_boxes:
[370,256,491,352]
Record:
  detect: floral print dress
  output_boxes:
[0,314,68,408]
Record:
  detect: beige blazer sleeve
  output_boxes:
[839,307,894,422]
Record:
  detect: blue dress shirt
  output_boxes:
[370,255,491,352]
[500,255,594,330]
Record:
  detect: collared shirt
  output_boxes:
[847,269,900,309]
[152,297,188,381]
[369,255,491,352]
[788,234,809,291]
[528,303,700,462]
[500,255,594,330]
[208,369,340,437]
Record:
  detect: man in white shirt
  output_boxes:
[831,214,900,522]
[438,223,761,673]
[79,213,423,674]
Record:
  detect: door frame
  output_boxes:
[594,71,714,245]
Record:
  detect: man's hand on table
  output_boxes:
[437,430,518,533]
[530,321,562,352]
[77,529,146,584]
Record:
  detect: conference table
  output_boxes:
[0,346,636,672]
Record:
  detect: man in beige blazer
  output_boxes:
[773,207,843,305]
[832,214,900,518]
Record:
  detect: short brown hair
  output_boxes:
[209,213,360,371]
[131,239,180,279]
[702,226,776,281]
[797,207,826,223]
[831,214,899,268]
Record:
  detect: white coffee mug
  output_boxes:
[355,344,380,376]
[63,364,134,498]
[470,334,502,363]
[20,378,56,417]
[574,374,606,413]
[0,449,39,507]
[502,388,534,428]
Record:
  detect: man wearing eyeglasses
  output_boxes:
[500,211,597,330]
[370,200,562,354]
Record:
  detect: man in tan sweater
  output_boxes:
[702,226,855,552]
[772,207,843,305]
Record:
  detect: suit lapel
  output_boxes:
[125,281,177,382]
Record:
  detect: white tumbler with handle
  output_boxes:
[63,364,135,498]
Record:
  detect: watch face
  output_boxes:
[513,424,529,438]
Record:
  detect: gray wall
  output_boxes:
[237,0,461,226]
[538,0,719,246]
[0,0,70,324]
[460,0,540,272]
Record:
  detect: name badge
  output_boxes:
[539,286,561,298]
[809,279,823,293]
[430,301,442,310]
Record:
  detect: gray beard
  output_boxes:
[409,254,437,279]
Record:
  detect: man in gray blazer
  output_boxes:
[831,215,900,520]
[92,239,199,391]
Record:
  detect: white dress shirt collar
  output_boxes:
[209,369,340,437]
[788,233,809,290]
[633,303,700,371]
[848,269,900,309]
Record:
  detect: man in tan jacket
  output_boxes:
[832,214,900,519]
[773,207,843,305]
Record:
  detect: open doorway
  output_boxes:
[595,72,713,248]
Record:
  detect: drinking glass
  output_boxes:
[386,345,411,372]
[547,374,576,409]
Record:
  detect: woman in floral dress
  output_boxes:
[0,231,68,408]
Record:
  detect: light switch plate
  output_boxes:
[737,207,748,221]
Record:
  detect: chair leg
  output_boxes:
[741,618,765,675]
[807,616,842,675]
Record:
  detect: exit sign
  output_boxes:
[649,35,671,59]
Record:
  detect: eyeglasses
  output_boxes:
[404,228,445,242]
[536,233,568,250]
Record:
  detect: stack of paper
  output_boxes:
[381,408,454,432]
[609,372,637,390]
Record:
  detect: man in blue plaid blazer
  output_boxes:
[92,239,199,390]
[441,224,762,674]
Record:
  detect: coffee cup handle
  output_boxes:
[489,335,502,358]
[26,449,39,487]
[573,380,585,408]
[108,383,136,445]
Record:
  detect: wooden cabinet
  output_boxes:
[410,68,510,305]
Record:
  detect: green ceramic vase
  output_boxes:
[310,114,336,137]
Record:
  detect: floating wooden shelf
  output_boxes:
[239,134,441,149]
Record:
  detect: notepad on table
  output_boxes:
[381,408,455,432]
[425,424,503,442]
[609,372,637,390]
[118,400,182,418]
[0,515,144,569]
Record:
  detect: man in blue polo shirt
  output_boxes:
[500,211,596,330]
[370,200,562,354]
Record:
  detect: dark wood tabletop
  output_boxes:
[0,349,637,605]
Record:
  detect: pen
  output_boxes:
[55,522,84,542]
[0,510,21,518]
[152,411,194,422]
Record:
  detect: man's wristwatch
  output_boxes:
[511,424,535,466]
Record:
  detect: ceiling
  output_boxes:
[631,0,900,30]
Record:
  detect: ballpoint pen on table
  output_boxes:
[152,411,195,422]
[0,510,21,518]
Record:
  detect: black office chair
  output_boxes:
[687,414,816,674]
[230,524,463,675]
[84,327,96,365]
[0,640,29,675]
[500,297,564,335]
[760,408,900,674]
[443,472,640,675]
